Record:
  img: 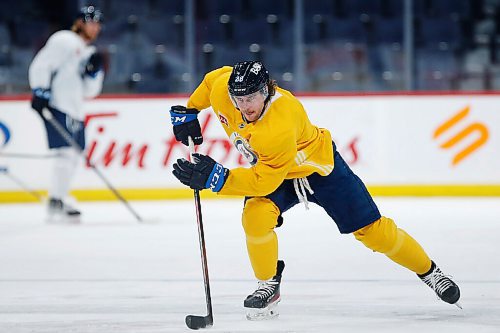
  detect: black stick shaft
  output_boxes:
[41,109,143,222]
[194,188,213,320]
[188,137,213,326]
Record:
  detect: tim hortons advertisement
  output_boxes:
[0,94,499,199]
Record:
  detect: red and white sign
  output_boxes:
[0,93,499,192]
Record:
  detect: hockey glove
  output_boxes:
[85,52,103,77]
[173,153,228,192]
[31,88,51,114]
[169,105,203,146]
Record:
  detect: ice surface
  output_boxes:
[1,198,499,332]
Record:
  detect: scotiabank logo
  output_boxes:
[433,106,489,166]
[0,122,11,148]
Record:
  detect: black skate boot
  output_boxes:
[418,261,461,308]
[48,198,81,222]
[244,260,285,321]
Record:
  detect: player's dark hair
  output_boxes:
[267,79,277,97]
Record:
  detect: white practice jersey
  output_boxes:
[28,30,104,121]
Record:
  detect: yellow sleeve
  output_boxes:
[187,66,232,110]
[219,130,297,197]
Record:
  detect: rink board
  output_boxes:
[0,93,499,201]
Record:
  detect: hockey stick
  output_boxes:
[40,109,143,223]
[0,152,57,159]
[0,166,44,201]
[185,136,213,330]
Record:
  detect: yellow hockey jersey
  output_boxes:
[187,66,334,197]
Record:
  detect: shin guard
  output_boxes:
[243,198,280,280]
[353,216,432,275]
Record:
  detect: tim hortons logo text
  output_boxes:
[85,112,148,168]
[84,111,361,170]
[433,106,489,166]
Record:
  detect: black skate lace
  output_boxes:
[253,280,279,299]
[422,267,454,296]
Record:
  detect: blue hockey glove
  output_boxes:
[85,52,103,77]
[170,105,203,146]
[172,153,228,192]
[31,88,51,114]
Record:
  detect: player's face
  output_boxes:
[232,91,266,122]
[83,21,101,42]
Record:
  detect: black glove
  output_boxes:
[85,52,103,77]
[169,105,203,146]
[31,88,51,114]
[173,153,228,192]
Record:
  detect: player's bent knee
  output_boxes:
[353,216,400,254]
[242,197,280,238]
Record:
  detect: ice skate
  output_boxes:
[47,198,81,223]
[418,261,461,308]
[244,260,284,321]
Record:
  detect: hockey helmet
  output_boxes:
[77,5,103,23]
[228,61,269,97]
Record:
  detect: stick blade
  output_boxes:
[185,314,213,330]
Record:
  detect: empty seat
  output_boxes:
[304,14,330,44]
[246,0,293,17]
[0,23,10,46]
[267,16,293,46]
[371,44,404,74]
[342,0,383,18]
[197,18,226,44]
[303,1,334,16]
[12,20,49,48]
[109,0,149,17]
[232,18,272,45]
[100,18,127,42]
[380,0,404,18]
[142,17,180,45]
[9,47,34,86]
[149,0,184,15]
[416,48,460,90]
[197,44,251,74]
[373,17,403,44]
[262,46,293,72]
[427,0,471,18]
[419,17,463,49]
[198,0,243,18]
[328,17,367,43]
[272,72,295,91]
[305,43,368,91]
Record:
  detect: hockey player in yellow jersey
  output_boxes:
[170,61,461,320]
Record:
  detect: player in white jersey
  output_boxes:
[28,5,104,219]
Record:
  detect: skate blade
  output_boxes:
[245,299,280,321]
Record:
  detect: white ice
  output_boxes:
[1,197,499,332]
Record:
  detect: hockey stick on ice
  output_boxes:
[40,109,143,223]
[0,152,57,159]
[0,166,44,201]
[185,136,214,330]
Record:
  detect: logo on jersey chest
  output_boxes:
[230,132,258,165]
